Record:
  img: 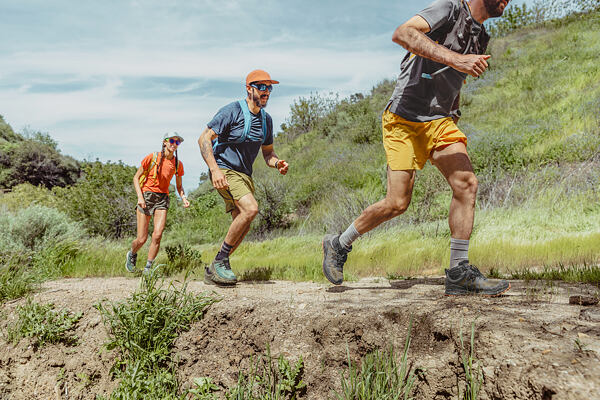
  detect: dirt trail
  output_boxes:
[1,277,599,399]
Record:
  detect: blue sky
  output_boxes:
[1,0,525,190]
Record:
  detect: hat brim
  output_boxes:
[248,80,279,85]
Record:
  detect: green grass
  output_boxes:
[334,319,415,400]
[95,272,218,399]
[5,298,82,347]
[458,321,483,400]
[0,258,37,304]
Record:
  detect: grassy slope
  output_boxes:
[221,10,600,281]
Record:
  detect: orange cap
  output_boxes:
[246,69,279,85]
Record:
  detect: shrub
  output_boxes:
[54,160,137,239]
[0,255,36,304]
[0,205,83,254]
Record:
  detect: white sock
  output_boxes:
[449,238,469,269]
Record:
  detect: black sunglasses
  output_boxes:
[250,82,274,92]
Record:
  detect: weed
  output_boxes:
[458,321,483,400]
[574,338,588,352]
[335,319,416,400]
[240,266,273,282]
[222,346,306,400]
[5,298,82,347]
[164,244,204,276]
[95,272,218,399]
[189,377,220,399]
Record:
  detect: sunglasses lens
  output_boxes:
[252,83,273,92]
[175,140,180,145]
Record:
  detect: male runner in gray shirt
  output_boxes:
[322,0,511,296]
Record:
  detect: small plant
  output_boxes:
[240,266,274,282]
[223,346,306,400]
[164,244,204,275]
[95,272,218,399]
[458,321,483,400]
[335,319,416,400]
[5,298,82,347]
[189,377,220,399]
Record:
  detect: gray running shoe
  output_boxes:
[445,260,510,296]
[322,234,351,285]
[125,251,137,273]
[205,259,237,286]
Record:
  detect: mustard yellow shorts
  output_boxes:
[382,110,467,170]
[211,168,255,213]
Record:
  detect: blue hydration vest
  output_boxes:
[212,99,268,151]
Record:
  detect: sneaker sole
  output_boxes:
[204,272,236,286]
[445,282,511,297]
[322,237,343,285]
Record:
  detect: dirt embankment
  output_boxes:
[1,277,599,399]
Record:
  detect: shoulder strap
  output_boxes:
[149,152,159,179]
[260,109,267,143]
[238,99,252,137]
[213,100,252,151]
[139,152,159,187]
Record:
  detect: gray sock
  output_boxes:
[145,260,154,269]
[449,238,469,269]
[339,223,360,250]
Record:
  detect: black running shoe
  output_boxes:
[322,234,351,285]
[445,260,510,296]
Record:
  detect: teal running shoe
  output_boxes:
[205,259,237,286]
[125,251,137,273]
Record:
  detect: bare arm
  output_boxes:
[175,175,190,208]
[133,167,146,209]
[262,144,288,175]
[198,127,229,190]
[392,15,490,77]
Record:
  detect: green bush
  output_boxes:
[0,131,79,190]
[0,183,57,212]
[0,205,83,254]
[54,160,137,239]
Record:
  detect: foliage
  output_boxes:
[95,273,218,399]
[225,348,306,400]
[5,298,82,347]
[0,205,84,254]
[487,0,600,37]
[0,183,57,212]
[280,92,337,138]
[54,160,137,239]
[335,319,415,400]
[0,126,79,190]
[0,255,37,304]
[163,244,204,275]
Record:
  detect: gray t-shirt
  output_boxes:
[386,0,484,122]
[208,101,274,177]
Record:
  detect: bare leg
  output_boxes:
[147,209,168,261]
[353,167,416,234]
[131,209,151,253]
[223,193,259,255]
[431,142,477,240]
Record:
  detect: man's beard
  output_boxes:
[252,91,268,109]
[484,0,507,17]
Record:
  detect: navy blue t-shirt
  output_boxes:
[207,100,274,177]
